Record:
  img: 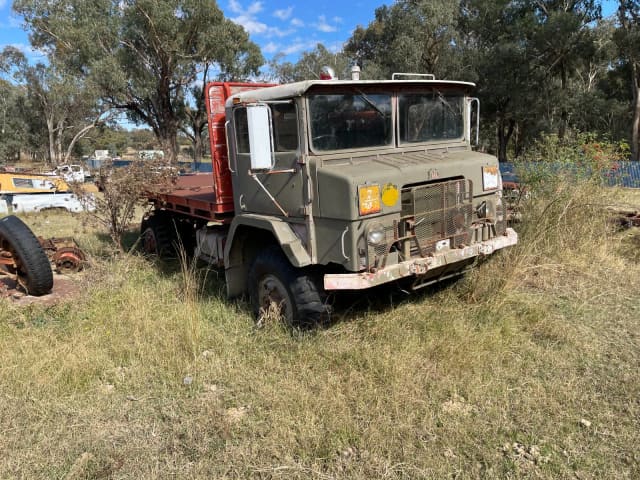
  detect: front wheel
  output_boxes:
[248,246,330,327]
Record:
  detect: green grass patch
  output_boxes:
[1,184,639,478]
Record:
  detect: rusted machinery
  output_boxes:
[38,237,87,274]
[0,215,54,296]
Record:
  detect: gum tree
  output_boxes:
[0,47,109,165]
[615,0,640,160]
[15,0,264,163]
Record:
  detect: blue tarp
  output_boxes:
[500,162,640,189]
[85,158,213,173]
[85,158,639,187]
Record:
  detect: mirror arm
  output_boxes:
[248,172,289,217]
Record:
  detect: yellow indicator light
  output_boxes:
[358,184,381,216]
[381,183,399,207]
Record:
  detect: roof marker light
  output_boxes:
[320,66,336,80]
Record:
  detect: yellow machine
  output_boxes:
[0,172,71,194]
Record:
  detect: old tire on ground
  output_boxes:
[248,245,330,327]
[140,213,177,257]
[0,215,53,296]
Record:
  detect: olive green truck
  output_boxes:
[141,71,518,324]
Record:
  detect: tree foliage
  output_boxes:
[0,80,28,163]
[14,0,264,163]
[342,0,632,161]
[0,47,108,165]
[615,0,640,160]
[345,0,464,80]
[266,44,352,82]
[76,158,177,252]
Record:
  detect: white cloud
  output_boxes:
[281,40,318,56]
[290,18,304,27]
[229,0,262,15]
[324,41,345,54]
[247,1,263,15]
[263,42,279,54]
[229,0,293,37]
[8,15,22,29]
[332,16,344,24]
[269,27,294,38]
[228,0,243,14]
[273,6,293,21]
[235,17,268,35]
[314,15,338,33]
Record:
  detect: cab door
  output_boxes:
[230,102,305,219]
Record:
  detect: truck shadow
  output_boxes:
[322,276,463,329]
[135,243,464,331]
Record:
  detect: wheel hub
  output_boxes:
[258,274,292,321]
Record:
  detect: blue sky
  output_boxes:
[0,0,388,64]
[0,0,621,66]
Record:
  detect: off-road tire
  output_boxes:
[248,245,330,327]
[140,212,177,257]
[0,215,53,296]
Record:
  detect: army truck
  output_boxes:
[141,71,518,324]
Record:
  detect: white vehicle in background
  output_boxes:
[52,164,87,183]
[8,193,93,214]
[0,171,94,214]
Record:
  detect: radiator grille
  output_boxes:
[401,179,473,254]
[366,179,473,269]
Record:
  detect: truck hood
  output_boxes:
[315,149,498,220]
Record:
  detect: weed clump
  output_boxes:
[465,133,629,301]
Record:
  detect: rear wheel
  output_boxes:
[140,213,177,257]
[248,245,330,327]
[0,215,53,296]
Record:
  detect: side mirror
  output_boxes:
[247,104,274,170]
[468,97,480,146]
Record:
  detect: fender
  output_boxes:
[224,214,312,297]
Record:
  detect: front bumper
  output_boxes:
[324,227,518,290]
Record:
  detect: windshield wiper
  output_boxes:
[356,89,387,118]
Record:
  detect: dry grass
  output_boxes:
[1,184,639,479]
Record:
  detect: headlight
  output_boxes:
[482,165,499,191]
[367,222,386,246]
[358,184,381,216]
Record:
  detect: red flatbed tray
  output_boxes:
[151,173,234,222]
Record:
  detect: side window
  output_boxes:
[272,103,298,152]
[13,178,34,188]
[233,107,250,154]
[234,103,298,155]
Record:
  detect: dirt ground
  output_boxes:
[0,273,81,306]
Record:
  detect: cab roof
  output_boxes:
[225,79,476,106]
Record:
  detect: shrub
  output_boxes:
[75,159,177,252]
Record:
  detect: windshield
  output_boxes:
[399,92,464,143]
[309,93,392,151]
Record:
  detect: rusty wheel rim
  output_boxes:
[258,274,293,322]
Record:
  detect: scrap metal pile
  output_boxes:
[38,237,87,274]
[0,215,87,299]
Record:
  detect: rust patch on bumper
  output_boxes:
[324,228,518,290]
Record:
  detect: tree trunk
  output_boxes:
[193,131,203,167]
[558,66,568,140]
[631,64,640,162]
[46,116,56,166]
[55,119,64,164]
[158,133,178,163]
[497,117,515,162]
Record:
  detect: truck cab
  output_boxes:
[142,74,517,325]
